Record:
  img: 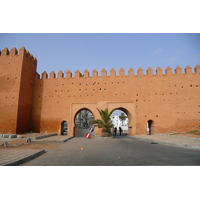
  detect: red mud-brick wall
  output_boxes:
[16,47,37,133]
[1,47,200,136]
[132,65,200,134]
[0,47,37,134]
[0,47,24,133]
[32,66,200,136]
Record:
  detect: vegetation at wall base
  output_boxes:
[89,108,114,137]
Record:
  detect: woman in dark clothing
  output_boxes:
[119,127,122,136]
[114,127,117,135]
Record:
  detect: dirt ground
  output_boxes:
[0,140,61,150]
[0,132,61,150]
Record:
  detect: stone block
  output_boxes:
[3,134,9,138]
[9,134,17,139]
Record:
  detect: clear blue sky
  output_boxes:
[0,33,200,75]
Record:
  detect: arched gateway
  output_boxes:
[74,109,94,137]
[70,102,135,136]
[0,47,200,136]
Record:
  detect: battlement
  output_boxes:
[0,47,37,65]
[38,65,200,79]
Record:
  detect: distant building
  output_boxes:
[75,110,94,129]
[111,115,128,131]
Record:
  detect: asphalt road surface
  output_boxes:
[21,137,200,166]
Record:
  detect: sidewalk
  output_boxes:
[0,149,46,166]
[0,134,73,166]
[128,134,200,150]
[32,135,74,143]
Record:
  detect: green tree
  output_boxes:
[89,108,114,137]
[119,112,127,126]
[80,73,84,77]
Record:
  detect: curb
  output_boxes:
[32,136,74,143]
[2,149,46,166]
[33,133,57,140]
[62,136,74,142]
[0,134,18,139]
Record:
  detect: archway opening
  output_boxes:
[147,120,155,135]
[111,108,129,136]
[74,109,94,137]
[61,121,68,135]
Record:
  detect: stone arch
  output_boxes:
[108,103,135,136]
[73,108,94,137]
[111,108,129,136]
[69,102,135,137]
[71,103,99,137]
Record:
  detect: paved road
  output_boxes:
[21,136,200,166]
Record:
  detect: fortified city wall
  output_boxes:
[0,47,200,136]
[0,47,37,134]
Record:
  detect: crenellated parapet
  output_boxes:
[194,65,200,73]
[101,68,107,77]
[119,68,125,76]
[165,66,172,74]
[156,67,162,75]
[92,69,98,77]
[1,47,199,80]
[66,70,72,78]
[0,47,37,65]
[128,67,134,76]
[38,65,200,80]
[146,67,153,75]
[84,69,89,77]
[110,68,116,76]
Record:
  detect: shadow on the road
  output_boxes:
[113,135,128,139]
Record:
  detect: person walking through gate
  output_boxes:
[114,127,117,135]
[111,127,114,136]
[119,127,122,136]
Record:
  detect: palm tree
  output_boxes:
[119,112,127,126]
[89,108,114,137]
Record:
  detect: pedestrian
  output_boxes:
[114,127,117,135]
[119,127,122,136]
[111,127,114,135]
